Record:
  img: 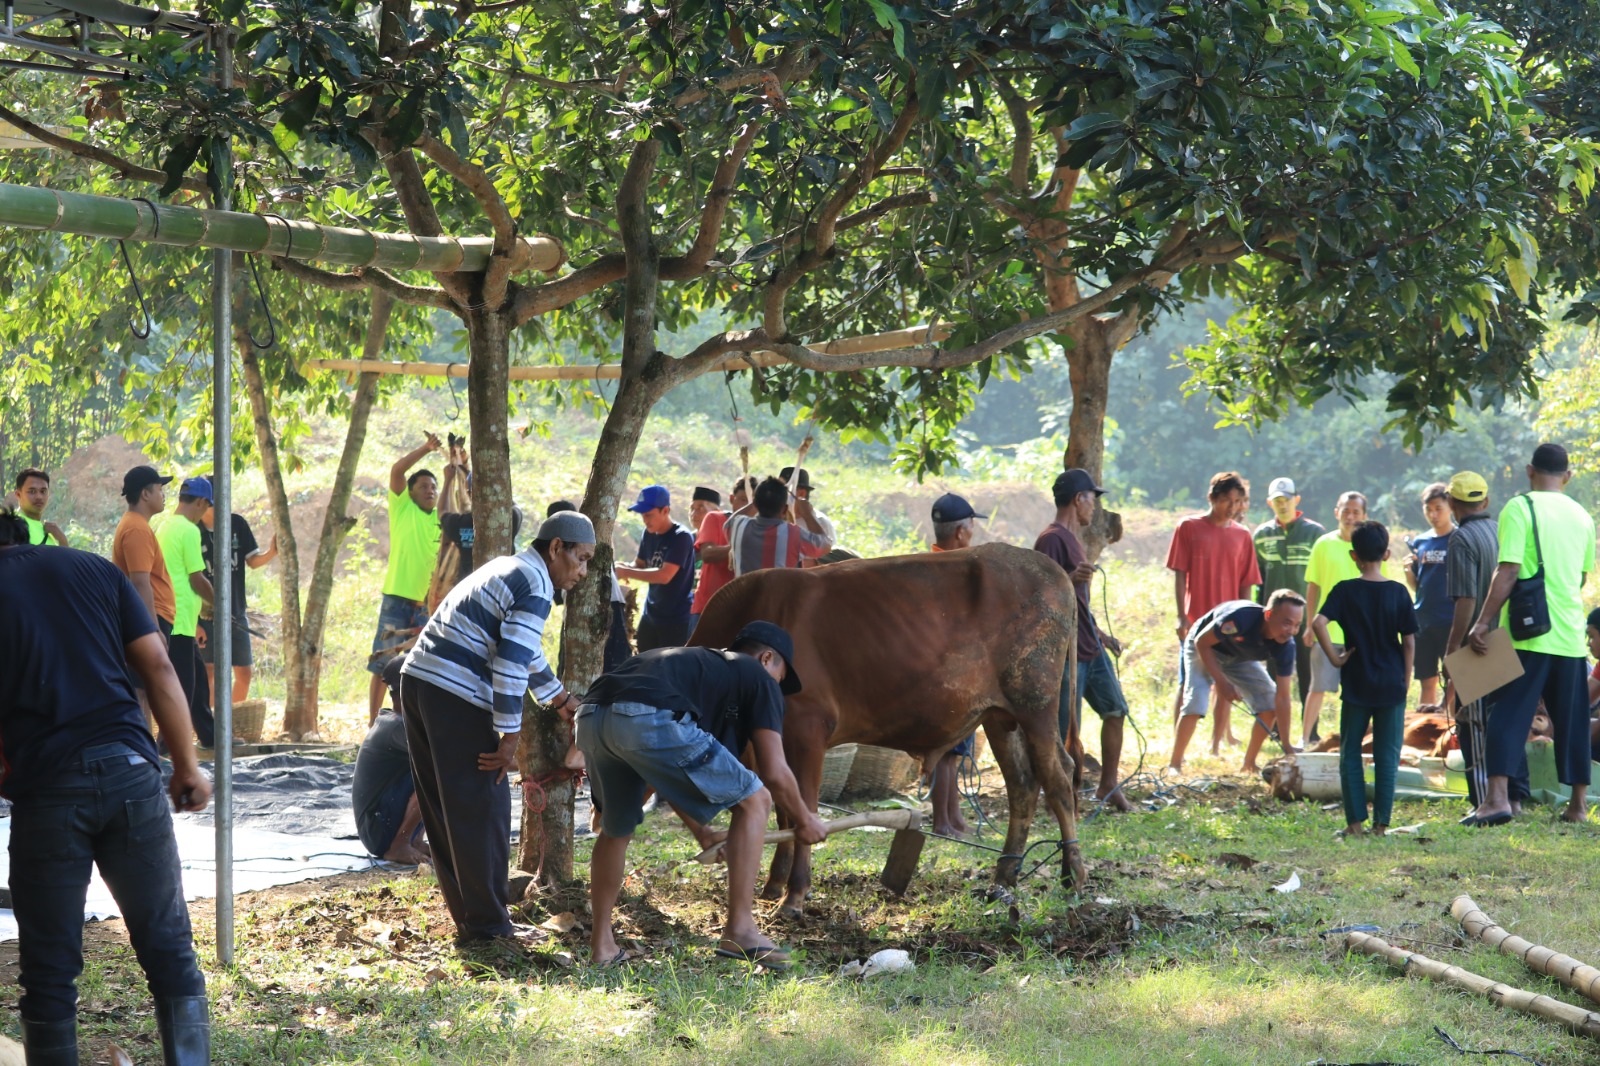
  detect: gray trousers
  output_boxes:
[400,674,513,943]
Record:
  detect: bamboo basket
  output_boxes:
[232,699,267,744]
[842,745,921,800]
[818,744,858,804]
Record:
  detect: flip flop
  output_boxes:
[595,948,639,969]
[1472,812,1513,828]
[714,943,792,970]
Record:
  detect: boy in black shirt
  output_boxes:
[576,621,826,970]
[1311,521,1418,836]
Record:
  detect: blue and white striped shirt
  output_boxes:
[401,550,562,732]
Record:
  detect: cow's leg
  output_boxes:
[1021,718,1087,889]
[761,810,794,902]
[983,717,1038,887]
[778,740,825,917]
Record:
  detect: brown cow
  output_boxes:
[689,542,1086,915]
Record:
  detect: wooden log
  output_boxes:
[300,323,955,381]
[1453,894,1600,1005]
[1346,930,1600,1042]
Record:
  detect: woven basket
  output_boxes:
[818,743,858,804]
[232,699,267,744]
[841,744,921,800]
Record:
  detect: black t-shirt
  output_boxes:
[1193,600,1297,677]
[0,545,160,799]
[584,646,786,755]
[352,709,413,853]
[439,507,523,579]
[635,522,697,623]
[1318,578,1419,705]
[201,512,258,612]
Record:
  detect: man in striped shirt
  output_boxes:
[726,476,833,576]
[400,510,596,946]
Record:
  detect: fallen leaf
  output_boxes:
[540,912,581,934]
[1217,853,1259,870]
[1272,871,1302,894]
[342,965,371,979]
[1387,823,1427,835]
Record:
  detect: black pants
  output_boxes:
[1458,697,1529,807]
[10,744,204,1023]
[635,613,690,653]
[400,675,513,942]
[164,629,215,748]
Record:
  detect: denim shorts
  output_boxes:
[369,594,428,676]
[574,701,762,838]
[1309,641,1343,693]
[1178,644,1280,719]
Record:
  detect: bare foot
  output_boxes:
[1340,823,1366,838]
[1097,789,1134,812]
[384,841,430,865]
[1240,762,1259,776]
[1561,804,1588,824]
[1372,824,1389,836]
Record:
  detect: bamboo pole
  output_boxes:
[1346,930,1600,1042]
[300,323,955,380]
[0,181,565,273]
[1453,895,1600,1005]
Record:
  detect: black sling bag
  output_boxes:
[1506,494,1551,641]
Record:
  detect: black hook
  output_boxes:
[117,240,152,341]
[245,254,277,350]
[445,361,463,421]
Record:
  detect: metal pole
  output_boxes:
[211,23,235,967]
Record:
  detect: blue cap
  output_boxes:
[930,492,985,523]
[627,485,671,513]
[733,620,802,695]
[180,476,214,502]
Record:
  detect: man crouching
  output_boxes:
[577,621,826,970]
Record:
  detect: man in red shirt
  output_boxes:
[1166,471,1262,771]
[690,479,751,629]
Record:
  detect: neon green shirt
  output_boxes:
[1306,531,1364,645]
[153,511,206,637]
[1497,491,1594,657]
[383,489,441,602]
[22,515,49,545]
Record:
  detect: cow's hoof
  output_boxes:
[1065,846,1089,890]
[760,882,785,902]
[778,904,805,920]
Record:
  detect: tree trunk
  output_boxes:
[1059,314,1123,559]
[237,326,306,738]
[464,306,515,564]
[519,138,666,884]
[282,293,393,736]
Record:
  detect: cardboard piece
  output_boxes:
[1444,628,1524,706]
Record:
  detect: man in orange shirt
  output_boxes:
[112,465,177,636]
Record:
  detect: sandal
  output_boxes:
[714,941,792,970]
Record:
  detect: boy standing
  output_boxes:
[1405,483,1455,708]
[1310,521,1418,837]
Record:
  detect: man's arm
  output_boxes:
[749,729,826,844]
[438,464,462,515]
[1194,630,1237,701]
[129,570,157,622]
[126,633,211,811]
[44,521,68,547]
[1302,581,1322,646]
[189,571,214,607]
[1401,632,1415,695]
[1445,596,1476,655]
[616,561,682,585]
[699,543,731,564]
[389,433,441,495]
[1467,563,1520,653]
[1172,570,1189,640]
[247,533,278,569]
[1310,615,1349,666]
[792,496,830,541]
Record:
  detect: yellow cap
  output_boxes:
[1447,471,1488,502]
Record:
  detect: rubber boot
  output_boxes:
[21,1016,79,1066]
[154,996,209,1066]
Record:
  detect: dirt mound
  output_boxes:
[55,434,155,532]
[276,477,389,575]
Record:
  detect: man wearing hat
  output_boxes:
[400,509,596,945]
[928,493,985,834]
[779,466,835,544]
[692,479,751,607]
[617,485,698,651]
[152,476,217,749]
[577,621,827,969]
[1037,469,1133,809]
[113,465,177,638]
[1252,477,1325,722]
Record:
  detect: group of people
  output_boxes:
[1162,444,1596,836]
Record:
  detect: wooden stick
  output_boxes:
[1346,930,1600,1041]
[1453,894,1600,1005]
[692,808,920,865]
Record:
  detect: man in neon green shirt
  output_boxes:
[153,476,216,748]
[6,468,67,546]
[1467,443,1595,827]
[368,433,444,723]
[1300,491,1370,747]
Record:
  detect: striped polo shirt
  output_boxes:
[726,514,832,576]
[401,549,562,732]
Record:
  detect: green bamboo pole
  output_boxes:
[0,180,565,273]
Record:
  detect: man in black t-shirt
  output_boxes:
[0,512,212,1065]
[352,658,427,863]
[575,621,826,970]
[199,498,278,702]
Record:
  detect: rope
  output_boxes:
[522,766,581,880]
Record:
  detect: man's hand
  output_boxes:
[1468,622,1491,655]
[1214,679,1240,705]
[794,811,827,846]
[423,431,443,453]
[1103,634,1122,657]
[1175,619,1190,640]
[1302,628,1317,648]
[1071,562,1096,583]
[195,626,207,650]
[1330,646,1353,668]
[169,764,212,812]
[549,691,581,722]
[479,732,520,782]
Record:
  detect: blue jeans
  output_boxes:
[1339,701,1404,827]
[1058,649,1130,741]
[369,594,428,676]
[9,744,204,1023]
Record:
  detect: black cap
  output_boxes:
[779,466,815,491]
[733,620,802,695]
[930,492,986,523]
[121,465,172,497]
[1054,468,1106,500]
[692,486,722,505]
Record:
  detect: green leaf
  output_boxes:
[865,0,906,60]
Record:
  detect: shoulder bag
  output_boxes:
[1506,493,1551,641]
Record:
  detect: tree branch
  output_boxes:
[617,139,662,379]
[0,103,210,198]
[997,79,1034,193]
[507,253,625,325]
[674,328,775,376]
[684,121,760,270]
[414,132,518,256]
[271,256,457,312]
